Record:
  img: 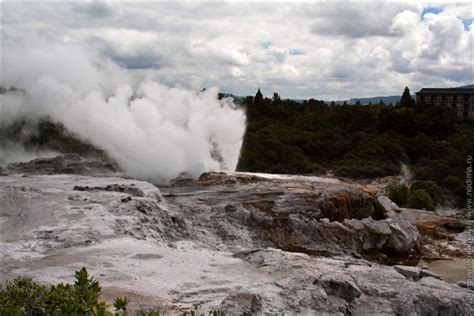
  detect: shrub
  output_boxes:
[0,276,48,315]
[387,181,409,207]
[411,180,444,205]
[408,189,435,211]
[113,296,128,312]
[0,268,226,316]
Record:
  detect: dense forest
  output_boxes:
[237,87,473,208]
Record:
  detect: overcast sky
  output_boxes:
[1,1,473,100]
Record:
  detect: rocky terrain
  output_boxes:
[0,155,472,315]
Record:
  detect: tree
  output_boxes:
[272,92,281,102]
[399,86,415,108]
[272,92,282,107]
[254,88,264,105]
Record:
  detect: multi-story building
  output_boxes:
[415,87,474,122]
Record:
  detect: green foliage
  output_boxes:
[238,87,473,208]
[254,88,263,105]
[0,269,226,316]
[0,117,104,157]
[113,296,128,312]
[0,267,108,316]
[410,180,444,205]
[398,87,415,108]
[408,189,435,211]
[180,306,225,316]
[387,181,409,207]
[0,276,48,316]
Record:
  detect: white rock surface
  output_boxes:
[1,164,472,314]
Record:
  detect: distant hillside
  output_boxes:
[223,83,473,106]
[348,95,403,105]
[323,95,407,106]
[456,84,474,89]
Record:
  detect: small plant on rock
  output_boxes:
[113,296,128,314]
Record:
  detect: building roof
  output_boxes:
[416,87,474,95]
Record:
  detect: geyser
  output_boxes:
[1,42,246,183]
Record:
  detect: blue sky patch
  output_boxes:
[289,48,305,56]
[421,6,443,19]
[261,41,272,49]
[463,19,473,30]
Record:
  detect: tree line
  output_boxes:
[237,87,472,209]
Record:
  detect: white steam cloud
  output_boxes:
[1,41,246,183]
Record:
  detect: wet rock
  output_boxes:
[456,281,474,291]
[420,269,442,280]
[394,265,421,280]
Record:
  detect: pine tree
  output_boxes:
[254,88,263,105]
[399,86,415,108]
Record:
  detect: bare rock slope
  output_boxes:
[0,155,472,315]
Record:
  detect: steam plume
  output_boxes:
[1,41,246,183]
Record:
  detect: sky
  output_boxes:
[1,1,473,100]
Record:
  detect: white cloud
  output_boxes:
[1,1,472,99]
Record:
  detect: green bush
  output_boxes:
[387,181,409,207]
[408,189,435,211]
[0,267,109,316]
[0,269,225,316]
[0,276,47,316]
[410,180,444,205]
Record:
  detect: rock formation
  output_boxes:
[0,155,472,314]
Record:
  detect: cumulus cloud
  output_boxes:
[309,2,422,38]
[1,2,472,100]
[1,41,246,184]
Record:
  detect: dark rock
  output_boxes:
[456,281,474,291]
[420,269,442,280]
[169,173,198,187]
[74,184,144,197]
[221,292,263,315]
[394,265,421,280]
[132,253,163,260]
